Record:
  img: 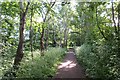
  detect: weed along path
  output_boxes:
[53,48,86,79]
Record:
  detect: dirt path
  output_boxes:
[53,48,86,79]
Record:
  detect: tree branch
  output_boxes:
[96,5,108,40]
[43,1,56,22]
[23,2,30,18]
[112,2,117,34]
[117,3,120,32]
[4,19,13,27]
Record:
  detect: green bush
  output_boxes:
[16,47,65,78]
[0,44,17,77]
[76,43,120,80]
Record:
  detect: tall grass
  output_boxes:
[16,47,65,78]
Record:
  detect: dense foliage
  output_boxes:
[16,47,65,78]
[0,1,120,79]
[76,43,120,79]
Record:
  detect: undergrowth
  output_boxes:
[16,47,65,78]
[76,43,120,80]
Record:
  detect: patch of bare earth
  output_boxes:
[53,48,86,79]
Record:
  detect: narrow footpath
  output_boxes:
[53,48,86,79]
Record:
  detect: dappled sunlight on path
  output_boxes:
[53,48,86,78]
[58,60,77,69]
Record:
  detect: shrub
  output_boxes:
[76,43,120,80]
[0,44,17,77]
[16,47,65,78]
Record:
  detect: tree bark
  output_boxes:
[44,28,49,49]
[117,3,120,35]
[112,2,117,34]
[117,3,120,57]
[53,26,57,47]
[30,5,33,59]
[59,26,62,47]
[40,27,45,53]
[13,2,30,69]
[40,2,55,52]
[64,23,67,48]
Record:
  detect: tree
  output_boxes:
[117,3,120,57]
[29,4,34,59]
[13,1,30,69]
[39,1,55,52]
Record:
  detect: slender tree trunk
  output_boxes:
[117,3,120,35]
[34,33,36,49]
[64,23,67,48]
[44,28,48,49]
[59,26,62,47]
[46,27,49,48]
[40,2,55,52]
[112,2,117,34]
[118,3,120,31]
[13,2,30,69]
[53,24,57,47]
[40,27,45,53]
[117,3,120,57]
[30,5,33,58]
[60,38,62,47]
[40,13,47,53]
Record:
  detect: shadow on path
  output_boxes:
[53,48,86,79]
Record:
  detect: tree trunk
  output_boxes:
[59,26,62,47]
[13,2,30,69]
[52,24,56,47]
[40,2,55,52]
[44,26,49,49]
[40,27,45,53]
[117,3,120,57]
[112,2,117,34]
[64,23,67,48]
[30,5,33,58]
[117,3,120,36]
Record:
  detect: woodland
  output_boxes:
[0,0,120,80]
